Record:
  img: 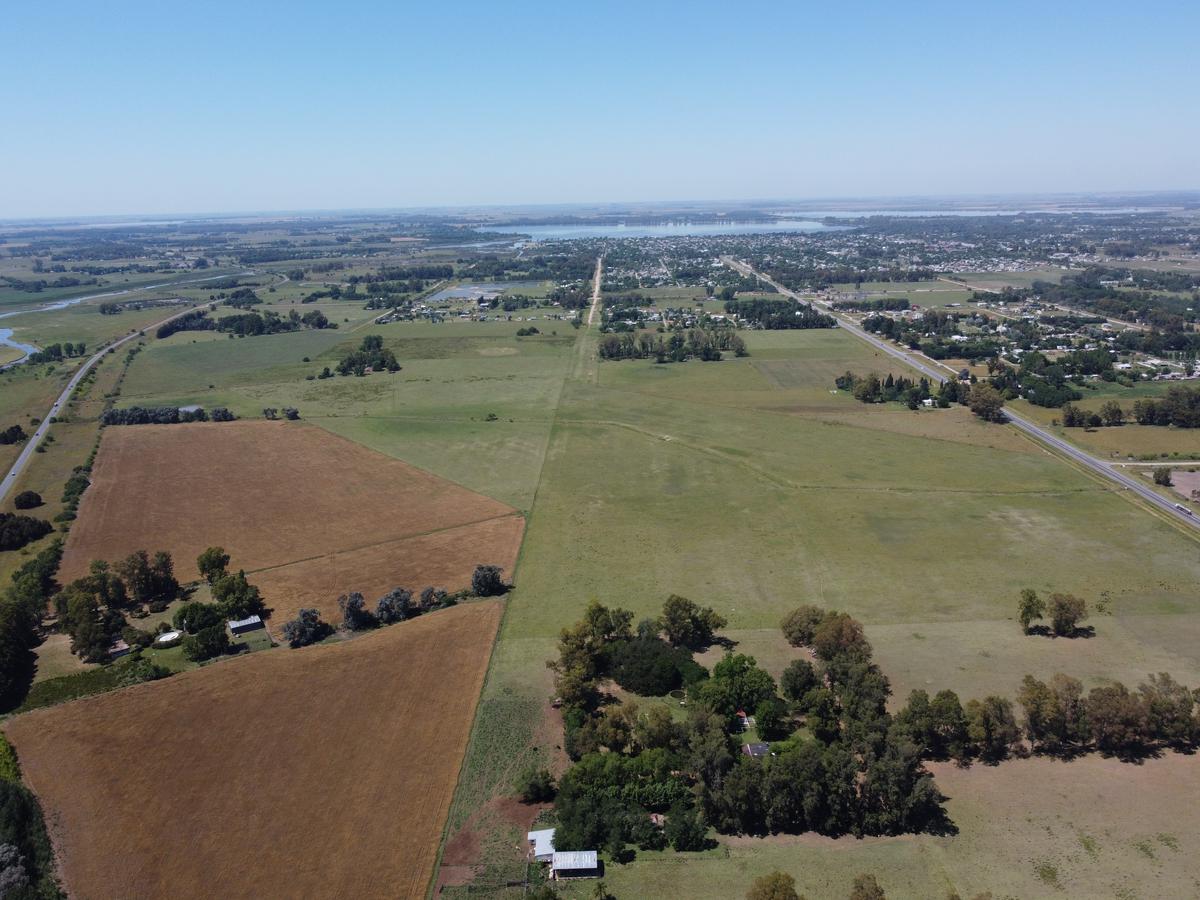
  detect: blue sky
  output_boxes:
[2,0,1197,217]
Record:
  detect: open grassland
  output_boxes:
[5,601,502,900]
[442,325,1200,897]
[59,422,522,630]
[942,269,1071,291]
[117,318,575,510]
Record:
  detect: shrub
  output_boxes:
[516,765,556,803]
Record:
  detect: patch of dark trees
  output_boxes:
[335,335,400,375]
[0,516,52,553]
[0,426,27,446]
[831,298,911,312]
[724,298,836,330]
[26,342,86,365]
[546,596,953,863]
[101,406,235,426]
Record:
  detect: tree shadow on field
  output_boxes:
[1026,624,1096,639]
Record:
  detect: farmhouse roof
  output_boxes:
[528,828,556,860]
[227,614,263,631]
[552,851,598,871]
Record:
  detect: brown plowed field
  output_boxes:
[59,421,523,629]
[254,514,524,628]
[5,600,502,900]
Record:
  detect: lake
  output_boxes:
[481,220,842,240]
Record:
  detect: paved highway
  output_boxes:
[1,301,216,506]
[726,258,1200,533]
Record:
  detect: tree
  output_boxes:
[281,608,330,648]
[967,383,1005,422]
[1087,682,1148,757]
[780,605,825,647]
[965,696,1019,762]
[1017,588,1045,633]
[1139,672,1195,747]
[210,570,268,620]
[849,874,887,900]
[781,659,819,703]
[337,592,376,630]
[11,491,41,510]
[665,801,708,850]
[1153,466,1174,487]
[196,546,230,584]
[811,613,869,662]
[375,587,412,624]
[471,565,507,596]
[172,601,224,634]
[182,624,230,661]
[1099,400,1125,426]
[659,594,727,649]
[1048,593,1087,637]
[746,870,803,900]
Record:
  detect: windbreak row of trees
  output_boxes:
[100,406,235,426]
[26,342,86,365]
[599,329,747,362]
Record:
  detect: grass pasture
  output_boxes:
[58,421,523,632]
[441,320,1200,898]
[5,601,502,900]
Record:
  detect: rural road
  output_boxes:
[1,300,215,506]
[726,258,1200,533]
[587,255,604,327]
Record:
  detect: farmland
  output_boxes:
[59,421,523,630]
[4,600,502,900]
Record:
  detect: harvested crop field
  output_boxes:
[60,421,523,629]
[5,600,503,900]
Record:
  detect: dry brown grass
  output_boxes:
[5,600,503,900]
[60,421,523,629]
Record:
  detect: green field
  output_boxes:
[440,322,1200,898]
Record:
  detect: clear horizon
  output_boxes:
[3,0,1198,218]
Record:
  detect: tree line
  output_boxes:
[282,564,508,649]
[26,342,86,365]
[100,406,235,426]
[599,329,747,363]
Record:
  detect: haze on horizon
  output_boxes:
[3,0,1197,219]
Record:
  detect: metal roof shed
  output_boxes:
[551,850,599,879]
